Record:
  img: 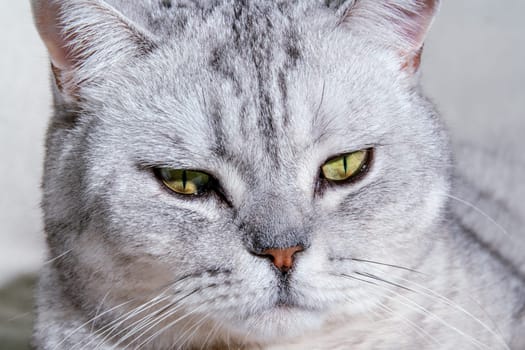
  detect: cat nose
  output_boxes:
[257,246,304,273]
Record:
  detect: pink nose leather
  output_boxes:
[261,246,304,272]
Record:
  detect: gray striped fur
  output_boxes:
[30,0,524,349]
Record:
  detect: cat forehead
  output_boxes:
[107,3,399,124]
[86,0,405,128]
[109,1,318,38]
[90,1,415,173]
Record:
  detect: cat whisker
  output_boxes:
[90,284,186,344]
[374,298,442,347]
[354,271,416,293]
[90,272,225,349]
[349,271,500,350]
[384,289,493,349]
[114,277,240,349]
[331,265,506,349]
[87,293,172,350]
[200,319,224,350]
[347,257,509,348]
[178,311,217,350]
[175,312,210,350]
[443,193,511,237]
[42,249,72,266]
[188,314,221,350]
[349,257,425,275]
[155,268,231,293]
[113,288,202,349]
[364,266,510,350]
[107,297,178,350]
[225,326,232,350]
[91,290,112,333]
[174,296,245,350]
[339,272,378,286]
[238,311,265,349]
[350,258,510,349]
[51,298,133,350]
[131,303,209,350]
[115,303,185,350]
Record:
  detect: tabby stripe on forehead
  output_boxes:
[230,4,279,163]
[209,3,302,164]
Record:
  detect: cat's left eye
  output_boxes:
[156,168,212,196]
[321,149,371,182]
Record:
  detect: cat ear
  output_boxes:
[341,0,440,73]
[31,0,156,100]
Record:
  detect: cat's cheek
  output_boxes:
[70,230,175,303]
[417,180,449,230]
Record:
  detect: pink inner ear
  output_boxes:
[33,1,73,71]
[391,0,439,52]
[342,0,440,58]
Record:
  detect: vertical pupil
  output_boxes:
[343,156,348,175]
[182,170,187,190]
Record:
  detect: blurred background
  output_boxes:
[0,0,524,348]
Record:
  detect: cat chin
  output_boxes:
[225,306,326,344]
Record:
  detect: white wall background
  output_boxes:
[0,1,524,286]
[423,1,525,146]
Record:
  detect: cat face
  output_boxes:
[35,0,448,345]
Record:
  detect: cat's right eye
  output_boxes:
[155,168,212,196]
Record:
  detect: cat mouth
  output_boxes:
[264,274,319,312]
[274,278,296,305]
[272,285,316,312]
[273,298,321,313]
[275,296,298,309]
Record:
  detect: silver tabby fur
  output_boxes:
[31,0,525,349]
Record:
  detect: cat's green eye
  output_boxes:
[321,150,370,182]
[157,168,211,195]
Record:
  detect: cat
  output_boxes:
[30,0,525,349]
